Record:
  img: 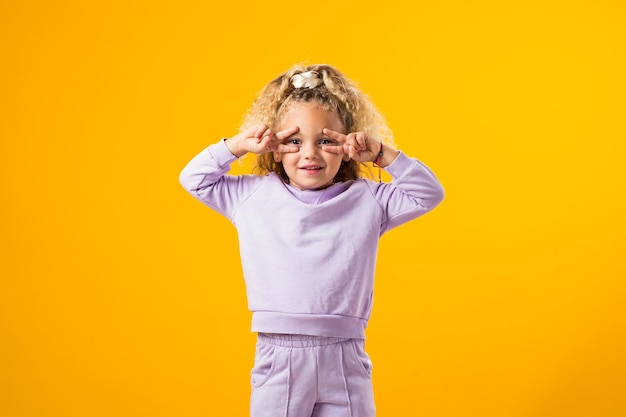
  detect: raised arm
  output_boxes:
[321,128,444,233]
[179,125,299,218]
[374,150,444,233]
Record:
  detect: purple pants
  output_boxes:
[250,333,376,417]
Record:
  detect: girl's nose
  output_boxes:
[301,142,319,158]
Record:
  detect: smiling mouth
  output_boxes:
[301,166,323,171]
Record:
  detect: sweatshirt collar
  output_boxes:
[284,181,352,205]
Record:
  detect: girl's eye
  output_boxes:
[319,139,335,145]
[288,139,301,145]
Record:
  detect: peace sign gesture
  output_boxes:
[226,124,300,158]
[321,129,381,164]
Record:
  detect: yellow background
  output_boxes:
[2,0,625,416]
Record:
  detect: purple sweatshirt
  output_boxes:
[179,139,444,339]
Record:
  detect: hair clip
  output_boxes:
[291,71,322,89]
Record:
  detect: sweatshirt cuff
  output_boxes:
[383,151,414,177]
[385,150,441,184]
[208,138,239,167]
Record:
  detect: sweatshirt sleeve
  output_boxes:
[179,139,262,221]
[371,151,445,234]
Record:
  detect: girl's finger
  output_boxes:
[254,124,269,138]
[275,126,299,140]
[276,143,299,153]
[322,128,346,141]
[346,133,363,151]
[348,145,357,160]
[257,134,273,150]
[355,133,367,150]
[321,144,348,154]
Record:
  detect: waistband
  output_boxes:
[251,311,367,339]
[258,333,351,348]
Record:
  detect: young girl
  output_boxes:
[179,64,444,417]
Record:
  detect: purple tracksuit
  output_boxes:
[180,139,444,416]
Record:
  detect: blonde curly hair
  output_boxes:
[241,63,393,182]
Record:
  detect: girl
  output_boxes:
[179,64,444,417]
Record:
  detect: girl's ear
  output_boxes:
[273,152,282,162]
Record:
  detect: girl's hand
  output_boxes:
[226,124,300,157]
[321,129,380,163]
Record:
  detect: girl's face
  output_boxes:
[275,103,348,191]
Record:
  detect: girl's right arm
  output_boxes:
[178,139,251,219]
[179,125,298,219]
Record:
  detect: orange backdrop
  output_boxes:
[2,0,625,416]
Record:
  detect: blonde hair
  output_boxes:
[241,63,393,182]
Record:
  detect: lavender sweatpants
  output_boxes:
[250,333,376,417]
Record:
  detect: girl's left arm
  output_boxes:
[319,129,444,232]
[371,147,445,233]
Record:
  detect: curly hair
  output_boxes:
[240,63,393,182]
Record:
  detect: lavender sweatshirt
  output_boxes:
[179,139,444,339]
